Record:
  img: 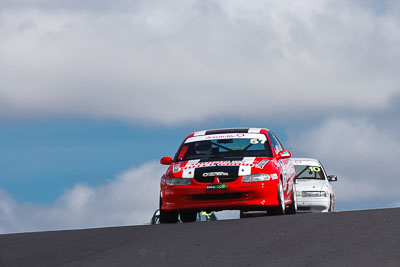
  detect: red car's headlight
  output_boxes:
[242,174,271,182]
[166,178,191,186]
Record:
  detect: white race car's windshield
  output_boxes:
[176,138,273,161]
[294,165,325,180]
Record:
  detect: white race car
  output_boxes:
[292,158,337,212]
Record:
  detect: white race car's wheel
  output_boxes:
[267,179,286,216]
[286,184,297,215]
[329,195,335,212]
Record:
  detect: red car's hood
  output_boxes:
[169,157,278,178]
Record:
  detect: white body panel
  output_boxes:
[292,158,335,212]
[296,179,332,212]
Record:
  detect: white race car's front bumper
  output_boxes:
[297,197,330,212]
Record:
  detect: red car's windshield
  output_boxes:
[175,138,273,161]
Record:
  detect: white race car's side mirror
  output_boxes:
[328,175,337,182]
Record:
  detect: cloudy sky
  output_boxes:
[1,0,399,234]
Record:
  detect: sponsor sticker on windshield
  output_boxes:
[185,133,267,143]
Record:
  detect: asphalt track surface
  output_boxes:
[1,208,400,267]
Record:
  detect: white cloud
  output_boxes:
[0,161,241,234]
[0,162,166,234]
[287,118,400,206]
[0,0,399,124]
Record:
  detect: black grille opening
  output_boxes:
[219,177,238,183]
[194,177,214,183]
[192,193,242,201]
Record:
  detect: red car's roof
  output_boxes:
[190,127,269,137]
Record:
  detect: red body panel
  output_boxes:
[159,128,296,212]
[161,180,280,211]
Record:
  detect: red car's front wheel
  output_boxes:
[159,197,178,223]
[267,179,285,216]
[180,210,197,223]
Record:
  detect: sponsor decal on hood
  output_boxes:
[173,157,272,178]
[172,157,274,178]
[177,160,259,172]
[202,172,229,177]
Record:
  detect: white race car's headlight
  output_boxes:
[301,191,327,197]
[242,174,271,183]
[166,178,191,186]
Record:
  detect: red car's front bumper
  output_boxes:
[161,179,279,212]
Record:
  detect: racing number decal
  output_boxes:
[308,166,321,172]
[250,138,266,144]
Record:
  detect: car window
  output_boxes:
[318,161,329,178]
[268,131,283,154]
[294,165,325,180]
[271,132,285,150]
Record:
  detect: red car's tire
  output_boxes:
[160,209,179,223]
[159,197,179,223]
[180,211,197,223]
[267,179,286,216]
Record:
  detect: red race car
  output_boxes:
[159,128,297,223]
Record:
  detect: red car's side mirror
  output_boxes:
[160,156,173,165]
[277,150,292,160]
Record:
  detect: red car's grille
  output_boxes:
[194,177,238,183]
[192,193,242,201]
